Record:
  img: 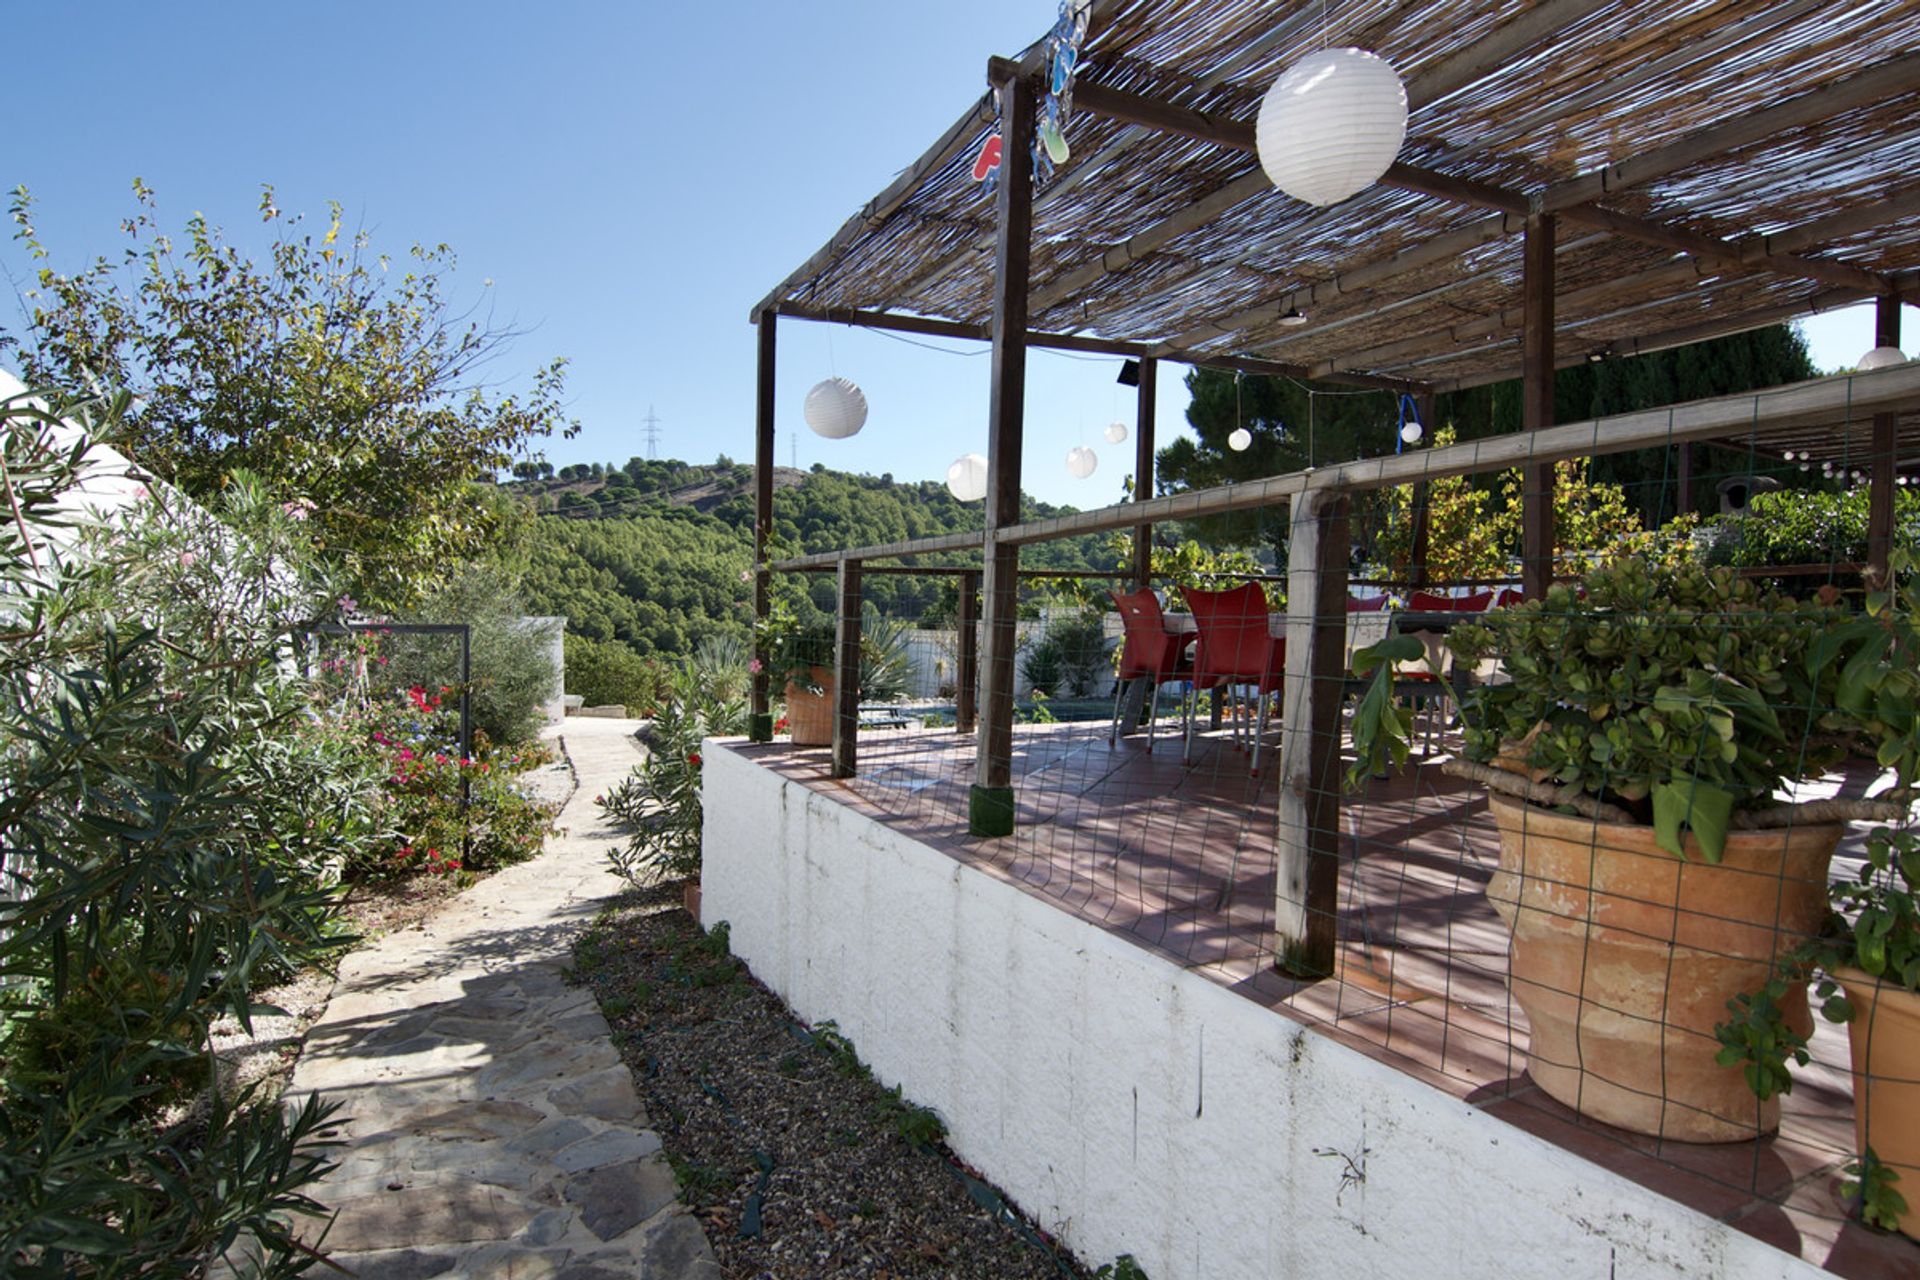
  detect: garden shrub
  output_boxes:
[382,565,559,746]
[1023,611,1110,697]
[565,632,671,713]
[599,663,744,883]
[1,388,368,1275]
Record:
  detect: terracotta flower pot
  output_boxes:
[783,667,835,746]
[1487,796,1841,1142]
[1833,965,1920,1241]
[682,879,703,923]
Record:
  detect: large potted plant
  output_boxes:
[1352,559,1914,1142]
[758,605,839,746]
[1717,554,1920,1236]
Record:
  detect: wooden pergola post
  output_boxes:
[832,558,862,778]
[1867,293,1902,588]
[970,67,1035,838]
[750,315,777,741]
[1409,391,1437,587]
[1132,356,1158,589]
[956,569,981,734]
[1274,488,1350,978]
[1675,442,1694,520]
[1521,213,1557,600]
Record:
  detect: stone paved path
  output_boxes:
[288,718,720,1280]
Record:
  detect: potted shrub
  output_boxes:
[757,604,839,746]
[1716,555,1920,1235]
[1351,559,1915,1142]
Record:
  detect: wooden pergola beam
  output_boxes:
[1540,52,1920,216]
[1317,188,1920,379]
[1072,79,1900,301]
[768,300,1429,394]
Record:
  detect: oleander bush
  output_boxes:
[0,388,367,1275]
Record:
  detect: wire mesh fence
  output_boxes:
[741,389,1920,1265]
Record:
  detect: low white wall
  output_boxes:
[701,741,1822,1280]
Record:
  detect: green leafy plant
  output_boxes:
[599,663,744,883]
[1358,559,1913,859]
[0,386,369,1275]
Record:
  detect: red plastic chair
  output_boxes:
[1407,589,1459,612]
[1348,594,1391,613]
[1108,589,1192,752]
[1495,587,1526,608]
[1181,583,1287,773]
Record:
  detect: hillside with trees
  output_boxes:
[507,459,1117,664]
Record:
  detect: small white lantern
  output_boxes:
[1066,445,1099,479]
[804,376,868,438]
[1104,421,1129,444]
[1228,427,1253,452]
[1256,48,1408,208]
[1400,419,1423,445]
[1858,346,1908,371]
[946,453,989,502]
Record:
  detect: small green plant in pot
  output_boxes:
[756,602,838,745]
[1716,552,1920,1236]
[1350,558,1914,1142]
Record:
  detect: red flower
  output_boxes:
[687,752,702,768]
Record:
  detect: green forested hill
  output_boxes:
[509,460,1114,660]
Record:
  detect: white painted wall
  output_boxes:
[701,741,1824,1280]
[521,615,567,724]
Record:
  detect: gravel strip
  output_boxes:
[569,884,1101,1280]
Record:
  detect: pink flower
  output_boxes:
[282,497,316,521]
[176,550,197,567]
[748,658,763,674]
[338,595,358,615]
[739,569,752,583]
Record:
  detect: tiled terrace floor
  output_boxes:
[734,718,1918,1279]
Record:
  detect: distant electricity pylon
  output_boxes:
[640,405,663,460]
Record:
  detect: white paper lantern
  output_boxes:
[804,376,868,438]
[1066,445,1099,479]
[1228,427,1253,452]
[1256,48,1408,208]
[1400,419,1423,445]
[946,453,989,502]
[1104,421,1129,444]
[1858,346,1909,371]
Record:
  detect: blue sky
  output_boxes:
[3,1,1912,510]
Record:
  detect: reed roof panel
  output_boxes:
[761,0,1920,389]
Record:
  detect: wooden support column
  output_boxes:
[956,569,981,735]
[831,559,862,779]
[1132,357,1157,589]
[1408,391,1436,587]
[1521,214,1556,601]
[1867,294,1902,589]
[749,315,777,741]
[1274,488,1350,978]
[970,70,1035,837]
[1675,441,1694,520]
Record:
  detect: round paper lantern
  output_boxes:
[1858,346,1908,371]
[946,453,989,502]
[1257,48,1408,208]
[804,376,868,438]
[1066,445,1099,479]
[1104,421,1129,444]
[1228,428,1253,452]
[1400,420,1423,445]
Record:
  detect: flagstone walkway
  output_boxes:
[289,717,720,1280]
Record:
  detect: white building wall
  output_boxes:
[701,741,1823,1280]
